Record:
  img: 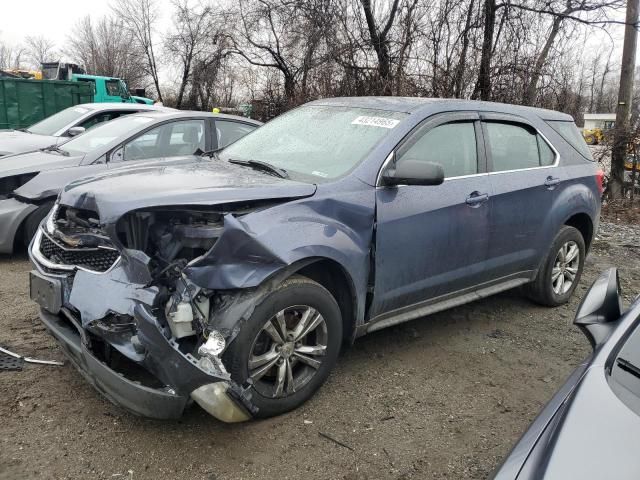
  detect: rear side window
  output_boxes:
[485,122,556,172]
[546,120,593,161]
[397,121,478,178]
[216,121,257,149]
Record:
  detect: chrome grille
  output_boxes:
[39,233,120,273]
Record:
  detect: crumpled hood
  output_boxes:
[0,130,60,157]
[0,149,83,177]
[59,159,317,223]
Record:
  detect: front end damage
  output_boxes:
[28,202,277,422]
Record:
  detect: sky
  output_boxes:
[1,1,113,46]
[0,0,173,54]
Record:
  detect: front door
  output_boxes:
[371,112,492,318]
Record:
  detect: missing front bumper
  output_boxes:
[38,308,188,419]
[37,305,254,422]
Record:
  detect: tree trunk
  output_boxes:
[610,0,639,199]
[473,0,496,101]
[454,0,475,98]
[175,53,193,109]
[360,0,399,96]
[284,74,296,105]
[523,16,562,105]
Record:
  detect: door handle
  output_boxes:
[466,192,489,206]
[544,176,561,188]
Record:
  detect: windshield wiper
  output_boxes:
[228,158,289,179]
[617,358,640,379]
[42,145,69,156]
[17,128,32,134]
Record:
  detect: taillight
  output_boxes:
[595,169,604,195]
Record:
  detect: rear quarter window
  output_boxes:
[546,120,593,161]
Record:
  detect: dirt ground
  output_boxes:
[1,218,640,480]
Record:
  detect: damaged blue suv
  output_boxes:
[29,97,602,422]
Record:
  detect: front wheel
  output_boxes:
[223,275,342,418]
[526,226,586,307]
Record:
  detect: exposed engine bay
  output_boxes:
[32,202,284,422]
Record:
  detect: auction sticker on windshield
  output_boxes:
[351,116,400,129]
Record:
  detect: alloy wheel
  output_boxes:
[552,240,580,295]
[248,305,328,398]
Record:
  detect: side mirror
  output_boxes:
[382,159,445,187]
[574,268,623,349]
[67,126,86,137]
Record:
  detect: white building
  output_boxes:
[583,113,616,131]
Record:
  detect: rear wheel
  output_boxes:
[22,200,54,247]
[223,275,342,418]
[584,133,597,145]
[526,226,585,307]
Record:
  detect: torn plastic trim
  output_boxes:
[133,303,256,420]
[205,258,319,345]
[79,256,257,419]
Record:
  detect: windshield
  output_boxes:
[219,105,407,181]
[59,115,155,156]
[26,106,91,136]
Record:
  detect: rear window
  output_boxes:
[546,120,593,161]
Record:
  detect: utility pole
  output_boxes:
[611,0,639,199]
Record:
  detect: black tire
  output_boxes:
[22,200,54,247]
[584,134,597,145]
[526,225,586,307]
[223,275,342,418]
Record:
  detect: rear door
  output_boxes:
[482,113,563,280]
[371,112,492,317]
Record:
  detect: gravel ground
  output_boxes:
[1,220,639,480]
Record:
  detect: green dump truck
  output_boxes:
[0,63,153,130]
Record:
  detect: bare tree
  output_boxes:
[232,0,335,106]
[522,0,626,105]
[359,0,402,95]
[165,0,223,108]
[112,0,163,101]
[24,35,57,69]
[66,16,149,90]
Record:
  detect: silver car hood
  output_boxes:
[0,130,60,157]
[0,150,83,178]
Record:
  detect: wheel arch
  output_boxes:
[564,212,594,251]
[207,256,363,347]
[293,258,359,343]
[13,197,56,250]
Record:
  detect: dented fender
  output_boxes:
[184,189,376,333]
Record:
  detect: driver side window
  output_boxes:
[397,122,478,178]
